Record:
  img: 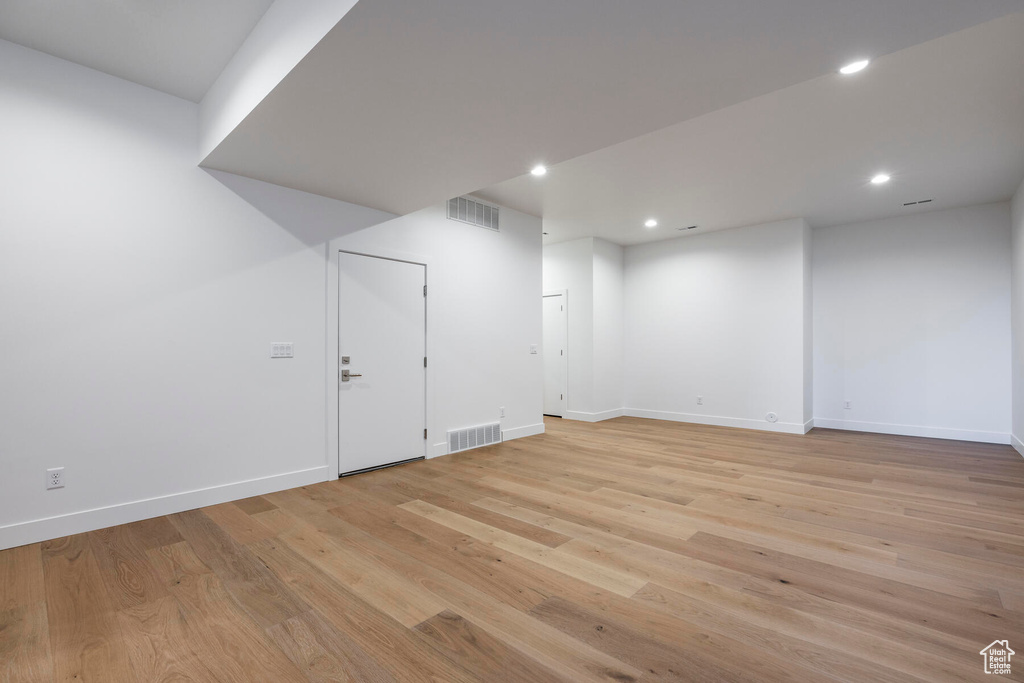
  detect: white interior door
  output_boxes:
[543,292,567,417]
[338,252,426,475]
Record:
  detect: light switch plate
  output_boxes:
[271,342,294,358]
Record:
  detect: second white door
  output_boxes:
[338,252,426,475]
[543,293,567,417]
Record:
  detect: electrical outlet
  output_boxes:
[843,400,852,410]
[696,395,704,406]
[499,406,505,418]
[47,467,65,490]
[529,344,538,354]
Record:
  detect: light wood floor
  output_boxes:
[3,417,1024,682]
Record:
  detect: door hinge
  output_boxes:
[424,356,427,367]
[561,394,564,400]
[423,284,427,296]
[424,428,428,439]
[560,349,563,356]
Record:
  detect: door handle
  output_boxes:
[341,369,363,382]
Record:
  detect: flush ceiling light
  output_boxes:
[530,164,547,177]
[870,172,891,185]
[839,59,870,75]
[644,219,658,228]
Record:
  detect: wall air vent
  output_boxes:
[447,422,502,454]
[448,197,499,231]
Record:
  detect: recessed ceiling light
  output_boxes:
[530,164,547,177]
[870,173,891,185]
[644,219,658,228]
[839,59,870,75]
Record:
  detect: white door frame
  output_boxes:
[326,243,436,480]
[542,289,568,417]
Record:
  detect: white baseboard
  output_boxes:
[624,408,807,434]
[801,419,814,434]
[1010,434,1023,456]
[0,465,330,551]
[501,422,546,440]
[812,418,1010,445]
[564,409,625,423]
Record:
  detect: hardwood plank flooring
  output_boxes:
[2,416,1024,681]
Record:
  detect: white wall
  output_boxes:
[593,239,625,415]
[624,219,811,433]
[814,203,1011,443]
[1012,180,1024,454]
[802,221,814,425]
[0,41,542,549]
[549,206,1014,446]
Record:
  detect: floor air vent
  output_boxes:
[448,197,499,231]
[448,422,502,454]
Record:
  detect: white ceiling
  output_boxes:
[0,0,273,102]
[477,11,1024,245]
[201,0,1024,217]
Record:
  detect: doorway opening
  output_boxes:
[543,290,568,417]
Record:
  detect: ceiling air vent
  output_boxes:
[903,199,933,207]
[448,422,502,454]
[448,197,499,231]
